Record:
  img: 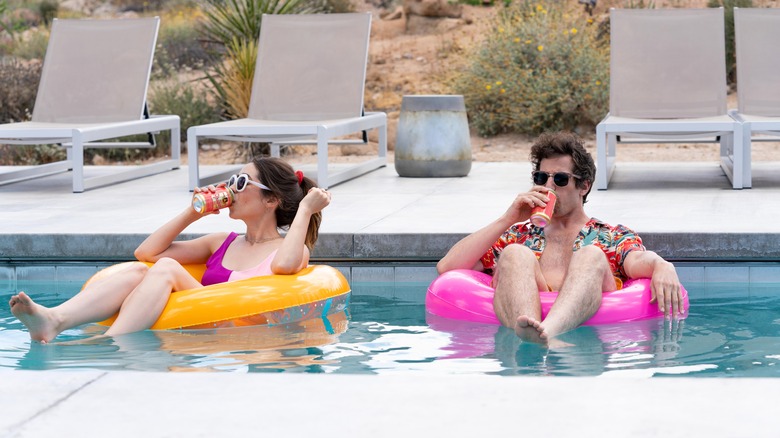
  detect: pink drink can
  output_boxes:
[192,187,235,214]
[530,190,556,228]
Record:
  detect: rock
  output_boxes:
[403,0,463,32]
[403,0,462,19]
[380,6,404,21]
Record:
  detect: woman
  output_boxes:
[9,157,331,343]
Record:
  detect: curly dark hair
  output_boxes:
[529,132,596,204]
[252,157,321,250]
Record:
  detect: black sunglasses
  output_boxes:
[532,171,582,187]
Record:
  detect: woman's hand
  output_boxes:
[300,187,331,214]
[192,183,227,216]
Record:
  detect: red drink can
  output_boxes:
[530,190,556,228]
[192,187,235,214]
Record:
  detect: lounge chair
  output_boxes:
[0,17,180,193]
[730,7,780,188]
[595,8,744,190]
[187,13,387,190]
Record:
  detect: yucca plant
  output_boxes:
[208,36,258,119]
[201,0,325,49]
[201,0,327,122]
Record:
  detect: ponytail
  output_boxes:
[252,157,322,250]
[298,175,321,250]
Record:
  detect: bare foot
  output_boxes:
[9,292,61,343]
[515,315,548,344]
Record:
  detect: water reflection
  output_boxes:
[16,312,349,372]
[426,313,687,376]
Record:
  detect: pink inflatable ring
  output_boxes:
[426,269,689,325]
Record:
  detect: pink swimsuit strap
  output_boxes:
[201,233,278,286]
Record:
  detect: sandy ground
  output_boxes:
[201,0,780,166]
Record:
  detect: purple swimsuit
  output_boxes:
[201,232,277,286]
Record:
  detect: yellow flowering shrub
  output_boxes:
[453,0,609,136]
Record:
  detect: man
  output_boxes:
[437,132,683,344]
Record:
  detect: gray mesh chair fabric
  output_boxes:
[187,13,387,190]
[596,8,745,189]
[0,17,180,192]
[731,7,780,187]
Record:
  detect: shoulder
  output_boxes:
[203,232,235,251]
[588,218,639,236]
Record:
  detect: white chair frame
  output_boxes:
[0,17,180,193]
[187,13,387,190]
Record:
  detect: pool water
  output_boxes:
[1,279,780,376]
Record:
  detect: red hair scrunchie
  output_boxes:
[295,170,304,185]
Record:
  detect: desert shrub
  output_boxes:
[38,0,58,25]
[453,0,609,136]
[708,0,753,86]
[0,58,41,123]
[0,143,65,165]
[149,76,222,141]
[323,0,354,13]
[12,26,48,59]
[155,7,211,72]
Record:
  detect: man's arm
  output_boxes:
[436,218,514,273]
[437,190,550,274]
[623,250,683,317]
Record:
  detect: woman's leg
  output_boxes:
[9,262,149,343]
[104,258,202,337]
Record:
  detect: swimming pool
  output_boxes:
[1,262,779,376]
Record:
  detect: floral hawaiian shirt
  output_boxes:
[480,217,645,284]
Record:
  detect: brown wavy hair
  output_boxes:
[252,157,321,249]
[529,132,595,204]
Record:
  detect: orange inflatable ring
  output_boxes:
[83,262,351,330]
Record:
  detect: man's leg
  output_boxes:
[538,245,615,340]
[492,244,548,342]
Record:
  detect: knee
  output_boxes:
[124,262,149,281]
[146,257,182,279]
[573,245,610,271]
[497,244,536,268]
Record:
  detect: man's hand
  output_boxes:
[649,259,683,317]
[503,187,552,225]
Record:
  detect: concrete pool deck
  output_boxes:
[3,160,780,262]
[2,160,780,436]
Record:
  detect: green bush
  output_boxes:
[453,0,609,136]
[38,0,58,26]
[149,77,222,141]
[708,0,753,86]
[155,8,212,71]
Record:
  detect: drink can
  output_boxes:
[192,187,235,214]
[530,190,556,228]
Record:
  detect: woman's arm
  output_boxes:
[271,188,331,274]
[134,206,222,265]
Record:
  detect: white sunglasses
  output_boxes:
[227,173,271,192]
